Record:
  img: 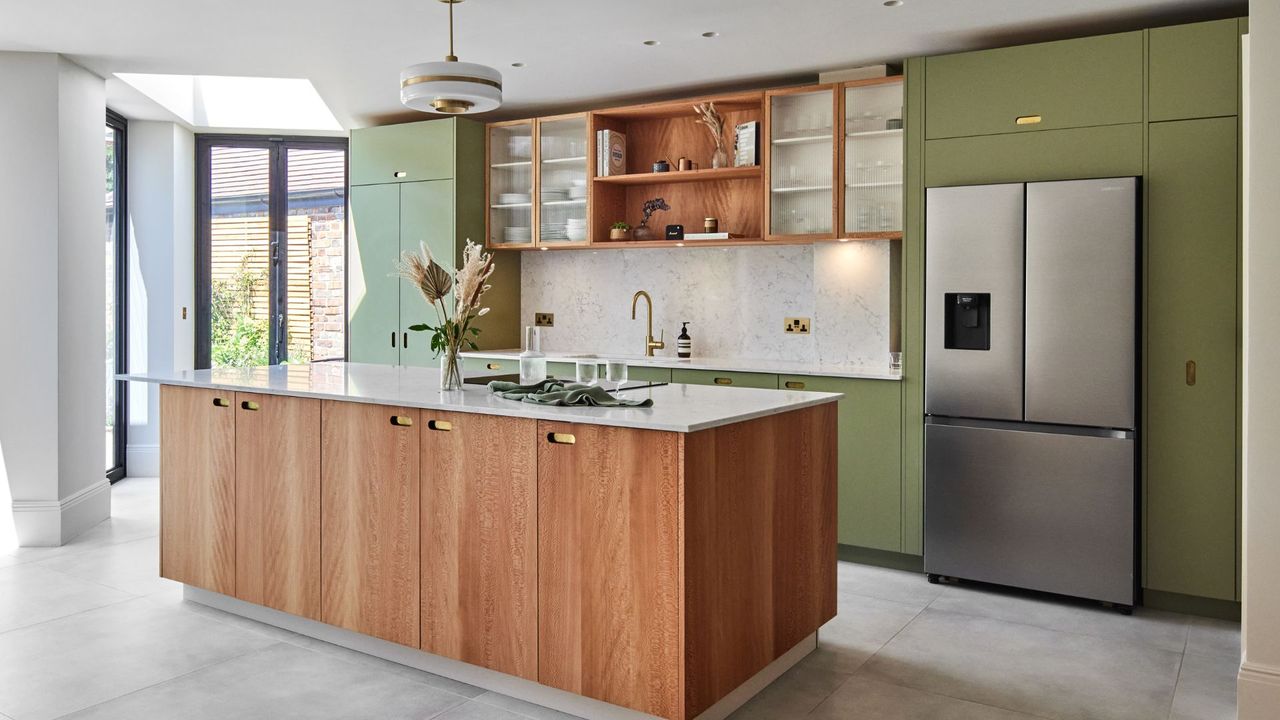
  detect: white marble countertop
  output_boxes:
[461,349,903,381]
[120,362,841,433]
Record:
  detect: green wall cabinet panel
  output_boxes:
[924,124,1144,187]
[924,31,1144,140]
[901,57,927,556]
[398,180,455,367]
[784,376,904,552]
[671,369,778,390]
[547,361,577,379]
[1149,19,1240,122]
[1145,117,1239,602]
[350,119,455,186]
[347,184,401,365]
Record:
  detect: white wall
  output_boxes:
[124,121,195,477]
[1239,4,1280,715]
[0,53,109,546]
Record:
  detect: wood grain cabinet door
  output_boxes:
[537,421,683,720]
[320,401,421,647]
[420,412,538,679]
[235,392,321,619]
[159,385,236,595]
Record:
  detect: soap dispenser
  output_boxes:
[677,322,692,358]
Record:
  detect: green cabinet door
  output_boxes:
[783,376,904,552]
[627,365,672,383]
[1149,19,1240,122]
[671,369,778,389]
[347,184,401,365]
[398,180,455,367]
[924,31,1144,139]
[1145,117,1239,601]
[350,119,456,186]
[463,356,512,377]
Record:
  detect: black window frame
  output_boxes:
[194,134,350,369]
[106,109,128,483]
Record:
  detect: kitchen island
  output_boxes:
[123,362,840,720]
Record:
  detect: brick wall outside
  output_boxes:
[295,205,345,361]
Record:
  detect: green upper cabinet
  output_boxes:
[350,118,456,186]
[924,31,1144,139]
[671,369,779,390]
[1149,19,1240,122]
[347,184,401,365]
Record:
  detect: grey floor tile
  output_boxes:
[856,609,1182,720]
[0,563,132,633]
[728,655,852,720]
[1185,616,1241,661]
[930,583,1191,653]
[60,642,469,720]
[36,536,175,598]
[435,700,535,720]
[473,692,584,720]
[810,676,1043,719]
[0,597,275,720]
[1170,652,1238,720]
[836,561,943,611]
[813,594,923,673]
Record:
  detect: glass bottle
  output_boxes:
[519,326,547,385]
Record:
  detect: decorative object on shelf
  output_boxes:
[886,117,903,130]
[596,129,626,176]
[653,159,671,173]
[396,239,495,391]
[677,322,692,358]
[610,221,632,240]
[634,197,671,240]
[693,102,729,168]
[734,120,760,167]
[677,156,693,171]
[704,217,719,233]
[400,0,502,115]
[665,224,685,240]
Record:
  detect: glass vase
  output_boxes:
[711,146,730,169]
[439,347,464,392]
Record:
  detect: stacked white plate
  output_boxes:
[507,136,532,159]
[565,218,587,242]
[497,192,531,205]
[502,226,532,243]
[567,185,588,200]
[540,222,567,241]
[540,188,568,202]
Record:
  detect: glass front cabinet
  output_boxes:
[487,119,535,248]
[765,85,837,240]
[842,77,904,238]
[536,114,590,246]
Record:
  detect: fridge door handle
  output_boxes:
[1186,360,1197,387]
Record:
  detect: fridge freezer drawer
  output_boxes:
[924,420,1135,605]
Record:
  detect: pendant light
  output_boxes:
[400,0,502,114]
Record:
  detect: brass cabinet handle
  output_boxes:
[1016,115,1042,125]
[547,432,576,445]
[427,419,452,432]
[785,380,806,390]
[713,377,733,385]
[391,415,414,427]
[1186,360,1197,387]
[486,362,502,370]
[241,400,260,411]
[212,397,230,408]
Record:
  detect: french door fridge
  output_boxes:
[923,178,1138,607]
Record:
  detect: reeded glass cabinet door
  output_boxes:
[767,86,836,238]
[488,120,534,247]
[537,114,589,245]
[843,79,904,236]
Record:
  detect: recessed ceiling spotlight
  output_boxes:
[643,40,661,46]
[511,62,525,68]
[701,31,719,38]
[883,0,904,6]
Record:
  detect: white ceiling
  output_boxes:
[0,0,1245,131]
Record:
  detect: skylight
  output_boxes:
[115,73,342,131]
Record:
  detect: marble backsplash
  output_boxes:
[518,241,892,367]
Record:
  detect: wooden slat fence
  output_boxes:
[210,215,313,356]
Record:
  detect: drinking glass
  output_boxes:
[575,359,599,386]
[605,361,628,393]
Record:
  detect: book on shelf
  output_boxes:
[596,130,626,176]
[734,121,760,167]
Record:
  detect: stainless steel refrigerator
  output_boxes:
[923,178,1138,608]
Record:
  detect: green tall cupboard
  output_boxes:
[348,118,519,366]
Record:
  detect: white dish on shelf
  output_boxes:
[567,186,588,200]
[498,193,531,205]
[565,228,588,242]
[540,189,569,201]
[571,178,587,187]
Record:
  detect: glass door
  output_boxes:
[487,120,534,248]
[196,136,348,368]
[766,86,836,240]
[843,78,904,237]
[537,114,589,245]
[105,112,127,481]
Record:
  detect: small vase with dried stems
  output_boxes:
[396,240,495,392]
[693,101,729,168]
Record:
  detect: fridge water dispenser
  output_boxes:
[944,293,990,350]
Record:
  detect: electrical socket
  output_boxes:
[535,312,555,327]
[784,317,811,334]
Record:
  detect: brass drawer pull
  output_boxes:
[713,377,733,385]
[785,381,806,390]
[1016,115,1042,125]
[427,419,453,432]
[241,400,260,411]
[1186,360,1197,387]
[547,432,576,445]
[391,415,414,427]
[486,362,502,370]
[212,397,230,408]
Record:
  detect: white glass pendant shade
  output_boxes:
[400,60,502,114]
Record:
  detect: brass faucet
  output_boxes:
[631,290,666,357]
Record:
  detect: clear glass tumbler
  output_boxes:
[605,361,628,393]
[575,359,599,386]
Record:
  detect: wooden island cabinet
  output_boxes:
[144,364,838,720]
